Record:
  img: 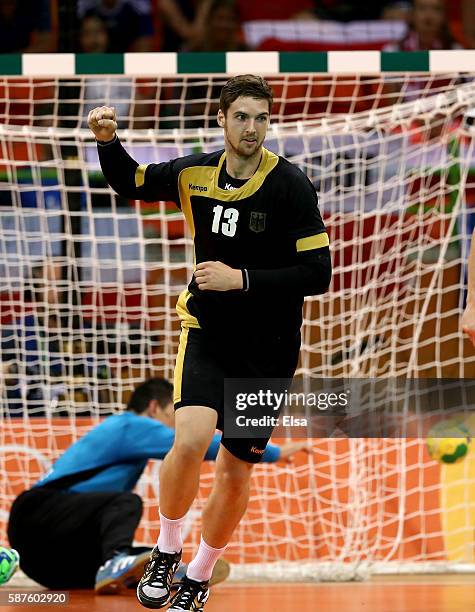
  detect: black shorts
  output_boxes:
[173,326,300,463]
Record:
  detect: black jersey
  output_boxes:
[98,137,331,343]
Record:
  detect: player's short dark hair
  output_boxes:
[219,75,273,116]
[127,378,173,414]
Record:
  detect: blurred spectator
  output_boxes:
[74,12,155,129]
[158,0,212,51]
[237,0,315,21]
[314,0,410,22]
[385,0,461,51]
[77,0,154,52]
[382,0,460,111]
[381,2,412,23]
[179,0,247,129]
[187,0,247,51]
[77,13,133,124]
[0,0,56,53]
[78,12,111,52]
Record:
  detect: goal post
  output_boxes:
[1,51,475,580]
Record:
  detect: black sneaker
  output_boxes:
[136,547,182,609]
[168,576,210,611]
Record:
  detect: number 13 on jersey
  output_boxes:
[212,205,239,237]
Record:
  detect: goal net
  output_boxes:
[2,56,475,580]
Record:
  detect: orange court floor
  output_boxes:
[1,577,475,612]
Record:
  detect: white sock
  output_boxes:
[186,536,227,583]
[156,511,185,553]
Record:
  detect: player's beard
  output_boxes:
[225,127,264,159]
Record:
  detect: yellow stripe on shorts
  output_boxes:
[296,232,329,252]
[173,326,189,404]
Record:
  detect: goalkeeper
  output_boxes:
[89,74,331,611]
[7,378,304,594]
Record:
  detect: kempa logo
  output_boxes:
[188,183,208,192]
[250,446,265,455]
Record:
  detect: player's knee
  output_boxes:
[216,465,252,495]
[173,437,210,462]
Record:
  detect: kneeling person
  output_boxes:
[8,378,301,594]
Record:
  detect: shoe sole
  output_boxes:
[136,585,172,610]
[136,555,182,609]
[95,551,152,595]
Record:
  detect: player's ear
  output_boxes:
[147,399,159,417]
[217,109,225,128]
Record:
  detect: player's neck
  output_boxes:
[224,145,263,180]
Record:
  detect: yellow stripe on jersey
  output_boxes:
[213,147,279,202]
[135,164,148,188]
[173,325,190,404]
[176,148,279,237]
[296,232,329,252]
[178,165,217,238]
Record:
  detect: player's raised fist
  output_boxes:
[88,106,118,143]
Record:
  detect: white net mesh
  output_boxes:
[2,73,475,579]
[0,72,465,128]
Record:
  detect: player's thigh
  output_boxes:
[219,334,301,464]
[173,326,223,455]
[174,326,224,410]
[173,405,218,457]
[242,332,301,378]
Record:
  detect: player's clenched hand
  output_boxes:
[87,106,118,142]
[194,261,243,291]
[462,303,475,347]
